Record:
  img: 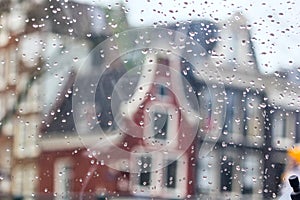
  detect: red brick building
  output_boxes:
[38,46,200,199]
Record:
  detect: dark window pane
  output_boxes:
[223,91,235,133]
[157,57,170,66]
[220,159,233,192]
[153,112,168,140]
[223,89,244,135]
[242,185,253,194]
[159,85,166,96]
[166,160,177,188]
[139,156,152,186]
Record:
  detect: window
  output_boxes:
[55,159,73,200]
[145,104,179,147]
[160,154,188,198]
[197,86,225,139]
[157,85,168,97]
[139,156,152,187]
[130,151,187,198]
[164,160,177,188]
[0,143,11,194]
[272,110,296,148]
[245,93,264,144]
[153,112,168,140]
[154,57,172,101]
[198,87,212,131]
[223,89,245,140]
[14,116,39,158]
[18,73,30,113]
[197,154,217,192]
[242,155,258,194]
[157,57,170,67]
[27,83,40,112]
[155,84,172,101]
[18,77,40,114]
[220,156,233,192]
[130,152,156,196]
[11,164,37,200]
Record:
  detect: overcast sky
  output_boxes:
[42,0,300,111]
[79,0,300,74]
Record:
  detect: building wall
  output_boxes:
[38,149,123,199]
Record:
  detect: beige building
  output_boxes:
[0,1,41,198]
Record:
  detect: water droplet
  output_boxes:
[137,160,142,165]
[142,49,148,55]
[111,23,118,28]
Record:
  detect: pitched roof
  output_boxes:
[40,60,126,135]
[119,52,200,125]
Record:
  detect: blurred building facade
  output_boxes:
[0,1,300,200]
[263,68,300,198]
[0,0,42,199]
[37,10,293,200]
[0,0,124,199]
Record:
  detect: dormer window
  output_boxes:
[159,85,166,96]
[157,57,169,66]
[153,112,168,140]
[145,104,178,147]
[156,85,171,101]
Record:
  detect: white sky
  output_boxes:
[80,0,300,74]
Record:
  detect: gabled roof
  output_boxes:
[119,52,200,125]
[209,12,259,74]
[40,61,126,136]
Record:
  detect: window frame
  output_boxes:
[11,163,37,198]
[245,92,264,145]
[272,109,296,148]
[197,152,218,193]
[223,88,245,142]
[54,158,73,200]
[14,116,39,158]
[144,103,179,148]
[130,150,160,197]
[241,154,260,195]
[130,149,188,199]
[160,153,188,198]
